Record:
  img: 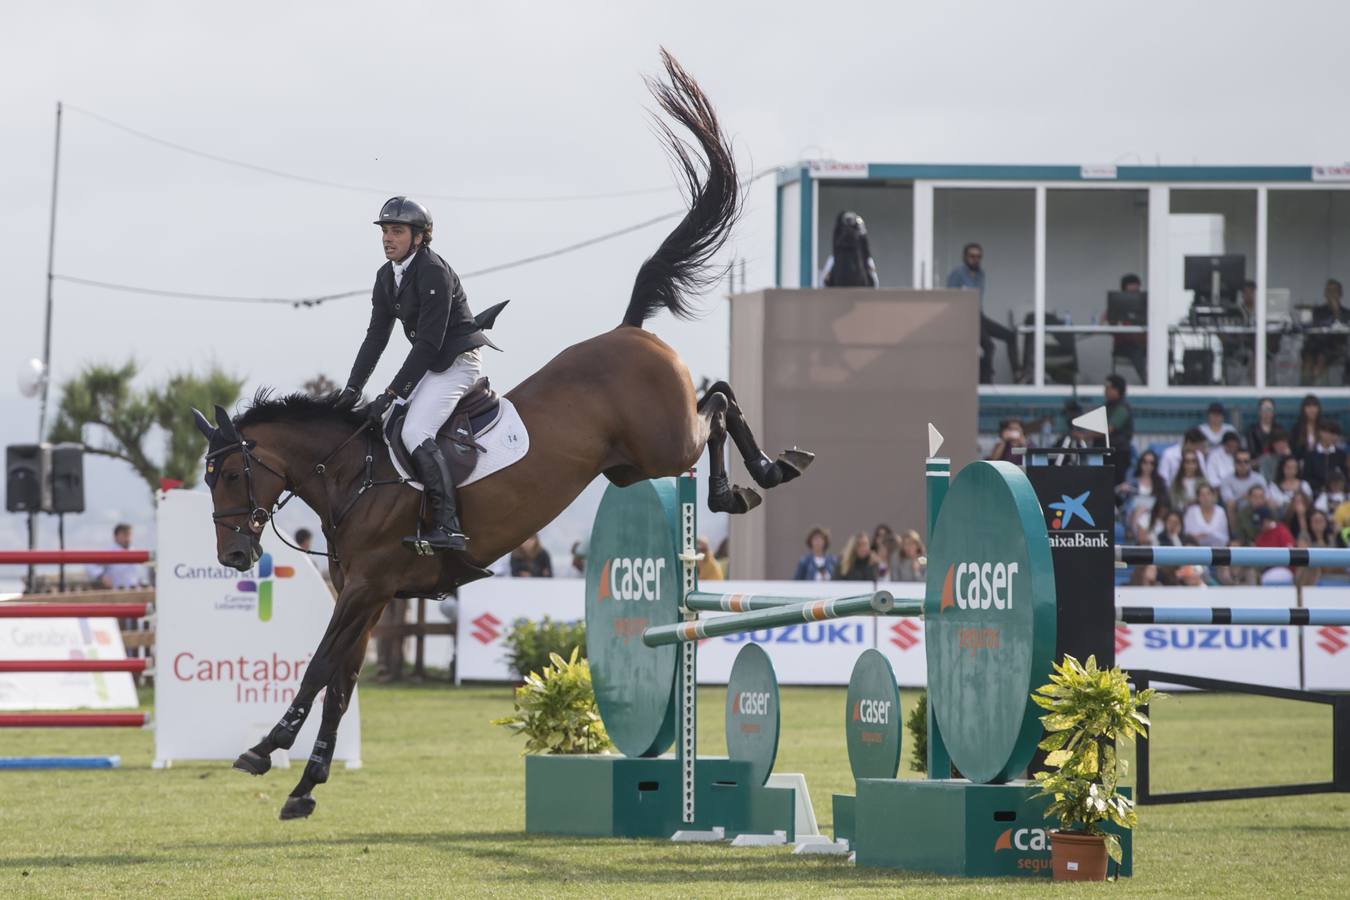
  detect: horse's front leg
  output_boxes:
[279,604,383,820]
[232,580,370,777]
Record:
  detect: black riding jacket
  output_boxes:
[345,249,489,398]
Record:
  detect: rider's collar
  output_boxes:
[393,248,419,271]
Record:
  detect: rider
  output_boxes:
[333,197,492,554]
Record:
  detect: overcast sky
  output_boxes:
[2,0,1347,563]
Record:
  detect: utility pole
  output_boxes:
[29,101,62,592]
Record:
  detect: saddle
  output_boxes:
[383,378,503,599]
[383,377,503,488]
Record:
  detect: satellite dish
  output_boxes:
[16,359,45,398]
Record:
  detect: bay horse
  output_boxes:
[193,49,813,820]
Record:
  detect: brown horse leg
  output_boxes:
[233,581,376,777]
[702,380,814,488]
[278,608,378,821]
[701,392,761,514]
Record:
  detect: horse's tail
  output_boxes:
[622,49,741,328]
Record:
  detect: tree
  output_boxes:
[303,373,338,398]
[48,360,245,496]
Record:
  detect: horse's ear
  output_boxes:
[192,408,214,440]
[214,405,239,441]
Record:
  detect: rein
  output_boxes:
[208,420,406,564]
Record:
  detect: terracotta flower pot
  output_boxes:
[1050,830,1109,881]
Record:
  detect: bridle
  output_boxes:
[206,421,403,563]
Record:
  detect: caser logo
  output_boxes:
[939,562,1021,612]
[852,698,892,724]
[732,691,771,716]
[994,827,1049,852]
[594,557,668,603]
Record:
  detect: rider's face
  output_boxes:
[382,224,416,260]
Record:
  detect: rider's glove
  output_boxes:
[361,390,396,424]
[332,386,360,412]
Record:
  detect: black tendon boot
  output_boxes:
[404,439,469,554]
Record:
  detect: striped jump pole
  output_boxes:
[0,550,151,565]
[1118,606,1350,627]
[645,591,895,647]
[0,712,148,728]
[1116,546,1350,568]
[0,659,147,674]
[685,590,923,617]
[0,603,149,619]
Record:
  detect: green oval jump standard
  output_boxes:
[724,642,780,787]
[845,649,902,781]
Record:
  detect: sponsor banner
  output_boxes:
[0,612,138,710]
[1115,586,1300,689]
[1312,164,1350,182]
[455,580,583,683]
[807,159,868,179]
[1080,164,1118,180]
[154,490,361,766]
[1298,588,1350,690]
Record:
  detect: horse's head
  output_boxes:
[192,405,288,572]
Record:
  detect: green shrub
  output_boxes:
[501,615,586,681]
[906,691,928,773]
[491,647,612,755]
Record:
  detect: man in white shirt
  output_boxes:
[1198,402,1238,451]
[84,523,145,589]
[1159,428,1210,485]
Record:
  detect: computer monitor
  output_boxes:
[1184,254,1245,304]
[1107,291,1148,326]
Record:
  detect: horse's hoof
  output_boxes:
[708,484,761,514]
[279,795,316,820]
[232,750,271,776]
[775,448,815,483]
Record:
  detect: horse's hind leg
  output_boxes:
[279,608,378,821]
[701,392,761,514]
[701,380,814,489]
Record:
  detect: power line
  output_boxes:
[64,104,679,204]
[51,169,779,307]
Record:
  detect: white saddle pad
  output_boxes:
[389,397,530,490]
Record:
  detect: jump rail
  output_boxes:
[1118,606,1350,627]
[1116,546,1350,567]
[0,550,151,565]
[0,659,147,674]
[0,712,148,727]
[0,603,149,619]
[643,591,899,647]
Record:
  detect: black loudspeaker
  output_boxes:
[6,444,49,513]
[1181,349,1214,385]
[50,443,85,514]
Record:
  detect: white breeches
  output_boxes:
[400,349,483,448]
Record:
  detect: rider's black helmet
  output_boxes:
[374,196,433,231]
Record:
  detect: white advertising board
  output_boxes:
[455,579,583,683]
[1298,588,1350,691]
[153,490,360,768]
[0,610,138,710]
[1115,586,1301,689]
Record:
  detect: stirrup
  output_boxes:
[402,526,468,556]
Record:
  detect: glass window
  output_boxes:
[816,184,913,288]
[1268,190,1350,387]
[1045,189,1149,387]
[1167,190,1258,386]
[934,188,1034,385]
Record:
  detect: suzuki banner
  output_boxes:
[1298,588,1350,691]
[1115,586,1301,689]
[457,579,1350,691]
[153,490,361,768]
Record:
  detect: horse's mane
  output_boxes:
[234,387,365,430]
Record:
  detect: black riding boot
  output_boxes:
[405,439,469,554]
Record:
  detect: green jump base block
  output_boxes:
[832,793,856,844]
[525,754,796,841]
[854,779,1133,878]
